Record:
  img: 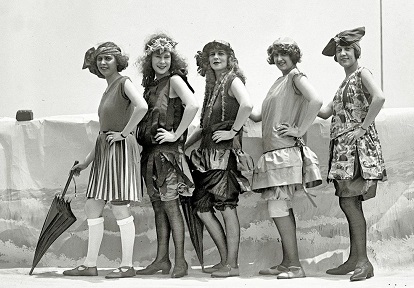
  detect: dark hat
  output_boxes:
[201,40,234,54]
[322,27,365,56]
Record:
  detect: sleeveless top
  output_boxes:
[252,68,322,193]
[137,74,194,196]
[328,67,386,181]
[189,70,253,192]
[98,76,133,131]
[199,72,243,150]
[137,74,187,148]
[261,68,308,151]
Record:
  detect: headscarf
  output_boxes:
[322,27,365,57]
[82,44,122,78]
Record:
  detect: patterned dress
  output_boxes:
[189,71,254,212]
[252,68,322,203]
[328,67,387,200]
[137,74,194,202]
[86,76,142,202]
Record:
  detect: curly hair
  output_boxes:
[136,33,188,88]
[267,42,302,65]
[195,41,246,126]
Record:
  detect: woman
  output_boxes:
[250,37,322,279]
[63,42,148,278]
[135,34,199,278]
[319,27,386,281]
[186,40,253,278]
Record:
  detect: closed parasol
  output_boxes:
[29,161,78,275]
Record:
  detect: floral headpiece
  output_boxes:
[145,37,178,56]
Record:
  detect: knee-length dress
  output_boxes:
[86,76,142,202]
[252,68,322,202]
[137,74,194,201]
[189,71,254,212]
[328,67,387,200]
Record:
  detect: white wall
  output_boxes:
[1,0,413,119]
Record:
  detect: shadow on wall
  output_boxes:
[0,109,414,275]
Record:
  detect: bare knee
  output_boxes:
[84,199,105,219]
[112,204,131,220]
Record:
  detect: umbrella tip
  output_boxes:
[29,267,34,275]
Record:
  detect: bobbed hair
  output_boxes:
[267,42,302,65]
[333,42,361,62]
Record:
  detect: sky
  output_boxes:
[1,0,413,119]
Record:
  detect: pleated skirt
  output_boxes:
[86,133,142,202]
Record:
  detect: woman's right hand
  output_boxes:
[71,162,88,176]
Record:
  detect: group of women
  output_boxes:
[62,26,386,282]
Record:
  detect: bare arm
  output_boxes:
[249,105,262,122]
[277,75,322,137]
[212,77,253,143]
[343,68,385,146]
[318,101,333,119]
[106,79,148,145]
[185,126,202,150]
[360,68,385,129]
[155,75,199,144]
[294,75,322,136]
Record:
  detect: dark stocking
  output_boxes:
[152,200,170,263]
[197,210,227,265]
[273,209,301,267]
[163,199,186,265]
[339,196,368,265]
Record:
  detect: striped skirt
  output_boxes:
[86,133,142,202]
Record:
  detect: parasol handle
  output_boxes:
[61,161,79,198]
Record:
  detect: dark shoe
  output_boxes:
[259,264,288,275]
[350,261,374,281]
[202,263,224,274]
[326,262,356,275]
[277,266,306,279]
[105,266,135,279]
[171,261,188,278]
[211,264,239,278]
[136,260,172,275]
[63,265,98,276]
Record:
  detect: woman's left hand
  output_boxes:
[106,131,126,145]
[155,128,177,144]
[212,130,235,143]
[275,123,300,137]
[344,127,366,145]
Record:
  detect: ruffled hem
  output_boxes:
[252,146,322,190]
[189,148,253,195]
[259,184,298,201]
[189,148,254,172]
[163,151,194,197]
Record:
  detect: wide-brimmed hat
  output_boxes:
[201,40,234,54]
[322,27,365,56]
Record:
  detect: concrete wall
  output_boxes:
[1,108,413,274]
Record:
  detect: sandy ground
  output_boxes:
[2,267,412,288]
